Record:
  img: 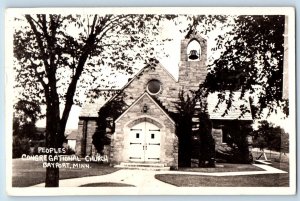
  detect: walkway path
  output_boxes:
[33,164,287,188]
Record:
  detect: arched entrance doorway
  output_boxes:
[128,121,161,162]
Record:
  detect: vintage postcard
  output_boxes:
[5,7,296,195]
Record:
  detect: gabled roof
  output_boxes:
[79,60,252,121]
[80,96,108,117]
[207,91,253,120]
[114,62,177,93]
[115,92,175,125]
[79,61,176,118]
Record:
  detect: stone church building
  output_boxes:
[75,32,253,169]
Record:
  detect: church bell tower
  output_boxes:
[178,31,208,91]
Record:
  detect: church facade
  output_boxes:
[75,32,253,169]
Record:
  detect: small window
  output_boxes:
[136,133,140,138]
[151,134,155,139]
[147,80,161,95]
[222,129,231,144]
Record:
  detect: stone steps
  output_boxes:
[114,162,170,171]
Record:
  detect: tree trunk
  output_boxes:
[178,119,192,167]
[44,100,64,187]
[178,135,192,167]
[45,166,59,187]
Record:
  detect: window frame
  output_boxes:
[146,79,162,95]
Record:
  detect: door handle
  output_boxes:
[148,143,160,145]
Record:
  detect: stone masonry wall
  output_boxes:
[178,34,208,91]
[75,119,85,157]
[85,120,97,156]
[121,63,179,113]
[75,119,97,157]
[111,94,178,168]
[211,127,223,146]
[77,33,209,163]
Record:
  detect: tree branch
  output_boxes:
[25,15,50,69]
[60,41,93,129]
[28,58,50,100]
[90,14,98,36]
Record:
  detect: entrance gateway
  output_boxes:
[129,121,161,162]
[107,93,177,168]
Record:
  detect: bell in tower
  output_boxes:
[187,39,201,61]
[188,49,199,60]
[178,31,207,91]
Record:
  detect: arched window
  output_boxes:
[187,39,201,61]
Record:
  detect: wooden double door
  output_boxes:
[128,121,161,162]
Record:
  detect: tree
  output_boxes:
[195,86,215,167]
[175,90,196,167]
[13,13,288,185]
[13,100,42,158]
[252,120,284,152]
[13,99,42,126]
[92,94,126,154]
[198,111,215,167]
[221,121,253,163]
[203,15,288,118]
[175,14,288,122]
[190,15,288,163]
[13,14,175,187]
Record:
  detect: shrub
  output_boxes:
[12,136,30,158]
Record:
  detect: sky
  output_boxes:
[2,3,297,199]
[36,15,230,130]
[8,12,292,134]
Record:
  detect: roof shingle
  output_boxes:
[207,91,252,120]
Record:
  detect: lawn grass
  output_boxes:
[155,173,288,187]
[268,160,289,172]
[156,161,289,187]
[12,159,119,187]
[251,149,289,163]
[12,157,290,188]
[178,163,263,173]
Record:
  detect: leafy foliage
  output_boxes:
[197,111,215,167]
[14,14,175,105]
[251,120,288,152]
[13,99,42,126]
[204,15,287,118]
[12,13,289,184]
[13,14,176,187]
[218,121,253,164]
[175,90,196,119]
[175,90,196,167]
[12,100,42,158]
[181,15,228,36]
[13,100,41,141]
[12,136,31,158]
[195,86,215,167]
[92,95,127,154]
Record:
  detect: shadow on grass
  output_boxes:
[178,163,264,173]
[155,173,289,187]
[156,161,289,187]
[80,182,135,187]
[12,159,119,187]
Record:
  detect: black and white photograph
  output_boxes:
[5,7,296,195]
